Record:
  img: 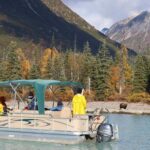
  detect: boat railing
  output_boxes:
[0,111,89,132]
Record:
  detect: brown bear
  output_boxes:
[120,103,127,109]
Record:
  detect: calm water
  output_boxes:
[0,114,150,150]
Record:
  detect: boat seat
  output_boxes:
[49,107,72,119]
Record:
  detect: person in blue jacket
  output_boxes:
[50,100,63,111]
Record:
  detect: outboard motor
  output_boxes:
[96,123,113,143]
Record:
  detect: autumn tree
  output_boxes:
[118,45,133,95]
[40,48,58,78]
[16,48,31,79]
[109,49,122,94]
[122,45,133,85]
[109,65,120,94]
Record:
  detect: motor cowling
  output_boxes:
[96,123,113,143]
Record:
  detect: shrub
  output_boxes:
[127,92,150,103]
[107,94,127,101]
[84,90,96,101]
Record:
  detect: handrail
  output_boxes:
[0,112,89,132]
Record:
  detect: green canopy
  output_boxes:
[0,79,82,114]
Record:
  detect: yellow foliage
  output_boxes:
[45,87,74,101]
[124,63,133,82]
[127,92,150,103]
[15,48,31,79]
[16,48,31,79]
[16,48,25,60]
[84,90,96,101]
[108,93,127,101]
[21,59,31,79]
[121,45,133,83]
[109,66,120,92]
[40,48,58,77]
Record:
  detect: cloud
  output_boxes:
[62,0,150,30]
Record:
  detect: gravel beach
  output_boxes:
[87,101,150,110]
[7,100,150,115]
[45,101,150,115]
[86,101,150,114]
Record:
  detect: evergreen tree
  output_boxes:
[81,41,93,87]
[53,55,66,80]
[29,64,40,79]
[45,57,54,79]
[64,49,81,81]
[72,53,82,81]
[0,61,7,81]
[114,48,120,65]
[90,57,99,90]
[133,56,149,93]
[95,43,112,100]
[64,49,72,80]
[50,33,56,48]
[6,44,22,80]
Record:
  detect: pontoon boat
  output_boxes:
[0,79,118,144]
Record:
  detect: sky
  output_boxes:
[62,0,150,31]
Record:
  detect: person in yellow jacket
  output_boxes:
[72,88,87,115]
[0,101,4,115]
[0,96,8,115]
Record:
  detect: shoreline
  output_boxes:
[87,101,150,115]
[7,100,150,115]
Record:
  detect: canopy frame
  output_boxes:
[0,79,82,114]
[10,82,26,110]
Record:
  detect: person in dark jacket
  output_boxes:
[27,91,38,110]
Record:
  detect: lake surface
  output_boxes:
[0,114,150,150]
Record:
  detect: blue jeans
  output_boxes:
[50,106,63,111]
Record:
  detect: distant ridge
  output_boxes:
[106,11,150,53]
[0,0,122,55]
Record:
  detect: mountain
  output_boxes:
[0,0,121,54]
[101,28,109,35]
[106,11,150,53]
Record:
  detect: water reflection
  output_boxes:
[0,114,149,150]
[97,142,118,150]
[0,139,119,150]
